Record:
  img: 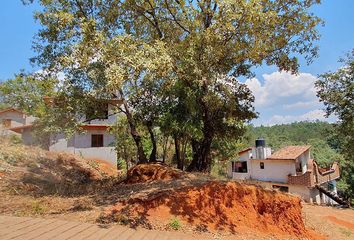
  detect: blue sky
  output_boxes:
[0,1,353,125]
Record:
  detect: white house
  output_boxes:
[8,99,122,165]
[0,108,35,137]
[227,139,344,206]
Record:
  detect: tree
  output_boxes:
[316,49,354,201]
[0,73,56,116]
[27,0,322,172]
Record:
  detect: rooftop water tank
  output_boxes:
[255,138,266,148]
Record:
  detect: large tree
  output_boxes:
[316,49,354,201]
[27,0,322,171]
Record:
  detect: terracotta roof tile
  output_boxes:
[238,147,252,155]
[267,145,311,160]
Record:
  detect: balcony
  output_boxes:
[288,160,340,187]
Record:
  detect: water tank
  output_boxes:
[255,138,266,148]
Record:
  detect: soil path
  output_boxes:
[0,215,200,240]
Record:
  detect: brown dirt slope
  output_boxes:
[0,139,112,196]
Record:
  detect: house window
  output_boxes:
[232,161,248,173]
[91,134,104,147]
[260,162,264,169]
[272,185,289,193]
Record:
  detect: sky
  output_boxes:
[0,1,353,126]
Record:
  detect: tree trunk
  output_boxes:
[162,136,170,163]
[187,87,214,172]
[174,134,184,170]
[186,137,213,172]
[147,124,157,162]
[119,90,148,164]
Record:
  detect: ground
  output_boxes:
[0,139,353,239]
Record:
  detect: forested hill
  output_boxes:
[248,121,342,167]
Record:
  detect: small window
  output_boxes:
[232,161,248,173]
[260,162,264,169]
[91,134,104,147]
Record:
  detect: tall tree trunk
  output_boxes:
[162,136,169,163]
[147,123,157,162]
[186,137,213,172]
[187,87,214,172]
[174,134,183,170]
[119,90,148,164]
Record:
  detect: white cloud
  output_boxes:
[283,100,320,110]
[266,109,327,126]
[245,71,318,108]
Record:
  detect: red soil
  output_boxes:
[326,215,354,231]
[125,163,185,184]
[89,159,117,177]
[112,181,321,238]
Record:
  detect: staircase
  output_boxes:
[316,185,349,207]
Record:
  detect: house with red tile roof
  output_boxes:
[227,139,344,206]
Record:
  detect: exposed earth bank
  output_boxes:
[112,165,322,239]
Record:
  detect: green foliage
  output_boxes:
[316,49,354,201]
[249,121,341,167]
[31,201,46,215]
[110,116,137,171]
[168,217,181,230]
[26,0,322,172]
[0,73,56,116]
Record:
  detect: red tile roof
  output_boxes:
[238,147,252,155]
[0,108,24,115]
[267,145,311,160]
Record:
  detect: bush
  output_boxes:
[168,217,181,230]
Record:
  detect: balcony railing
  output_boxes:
[288,161,340,187]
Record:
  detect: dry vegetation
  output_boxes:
[0,139,353,239]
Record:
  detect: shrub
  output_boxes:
[168,217,181,230]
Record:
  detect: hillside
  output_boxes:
[0,138,328,239]
[248,121,343,167]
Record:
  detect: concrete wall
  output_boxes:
[49,130,117,165]
[232,172,249,180]
[289,185,312,201]
[296,150,309,173]
[50,133,75,153]
[250,159,296,183]
[22,128,34,145]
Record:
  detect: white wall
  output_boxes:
[289,185,312,202]
[232,172,249,180]
[49,130,117,165]
[50,133,75,153]
[296,150,309,173]
[250,160,296,183]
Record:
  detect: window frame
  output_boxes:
[260,162,265,169]
[91,134,104,147]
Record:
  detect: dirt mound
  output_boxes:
[111,181,314,238]
[125,163,185,184]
